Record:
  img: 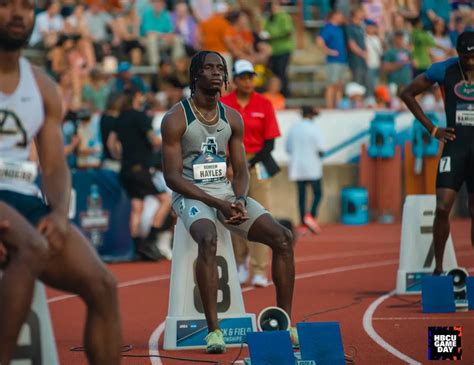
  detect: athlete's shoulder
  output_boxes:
[161,101,186,133]
[425,57,459,84]
[30,64,61,100]
[220,102,242,122]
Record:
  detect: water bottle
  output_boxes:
[87,184,102,247]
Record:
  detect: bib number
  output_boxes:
[192,152,226,183]
[455,103,474,126]
[0,160,38,184]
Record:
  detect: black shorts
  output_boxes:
[119,165,166,200]
[0,190,50,225]
[436,139,474,193]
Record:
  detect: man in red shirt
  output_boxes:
[221,59,281,287]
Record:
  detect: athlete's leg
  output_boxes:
[247,214,295,316]
[189,219,219,331]
[0,203,49,365]
[433,188,457,274]
[39,225,121,365]
[469,194,474,248]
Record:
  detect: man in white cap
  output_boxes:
[221,59,281,287]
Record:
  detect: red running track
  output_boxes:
[46,220,474,365]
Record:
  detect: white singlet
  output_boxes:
[0,57,44,196]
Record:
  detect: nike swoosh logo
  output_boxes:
[468,46,474,51]
[217,128,225,132]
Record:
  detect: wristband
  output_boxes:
[236,196,248,207]
[431,127,438,137]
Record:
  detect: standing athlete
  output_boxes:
[401,31,474,275]
[0,1,122,364]
[161,51,296,354]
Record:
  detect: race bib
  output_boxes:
[192,153,226,183]
[0,159,38,184]
[455,103,474,126]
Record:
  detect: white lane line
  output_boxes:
[363,291,421,365]
[149,322,166,365]
[294,248,398,263]
[47,274,170,303]
[373,316,474,321]
[149,259,399,365]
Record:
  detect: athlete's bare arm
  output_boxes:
[401,74,456,142]
[225,106,249,199]
[161,104,243,222]
[32,67,71,251]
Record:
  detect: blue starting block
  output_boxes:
[467,277,474,311]
[245,322,346,365]
[297,322,346,365]
[421,276,455,313]
[246,331,296,365]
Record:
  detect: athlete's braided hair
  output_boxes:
[189,51,229,96]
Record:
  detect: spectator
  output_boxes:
[449,15,469,47]
[29,0,64,49]
[286,106,324,235]
[101,93,123,171]
[110,61,147,93]
[373,84,391,108]
[62,118,79,168]
[385,12,411,49]
[84,1,116,62]
[317,10,349,109]
[112,89,172,261]
[338,82,366,109]
[227,10,272,66]
[189,0,214,22]
[172,1,198,56]
[76,109,102,169]
[411,17,435,76]
[382,31,412,94]
[263,76,286,111]
[362,0,384,33]
[346,7,368,89]
[430,18,455,63]
[141,0,185,67]
[221,60,281,287]
[365,19,383,97]
[263,1,295,97]
[396,0,419,19]
[82,67,111,113]
[64,4,89,38]
[115,7,145,66]
[420,0,451,30]
[196,2,234,76]
[58,71,81,115]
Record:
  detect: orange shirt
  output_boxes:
[198,14,234,53]
[263,92,286,111]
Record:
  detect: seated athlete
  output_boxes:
[161,50,296,354]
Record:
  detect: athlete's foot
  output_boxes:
[205,329,226,354]
[433,268,445,276]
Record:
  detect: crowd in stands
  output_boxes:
[26,0,473,170]
[317,0,473,109]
